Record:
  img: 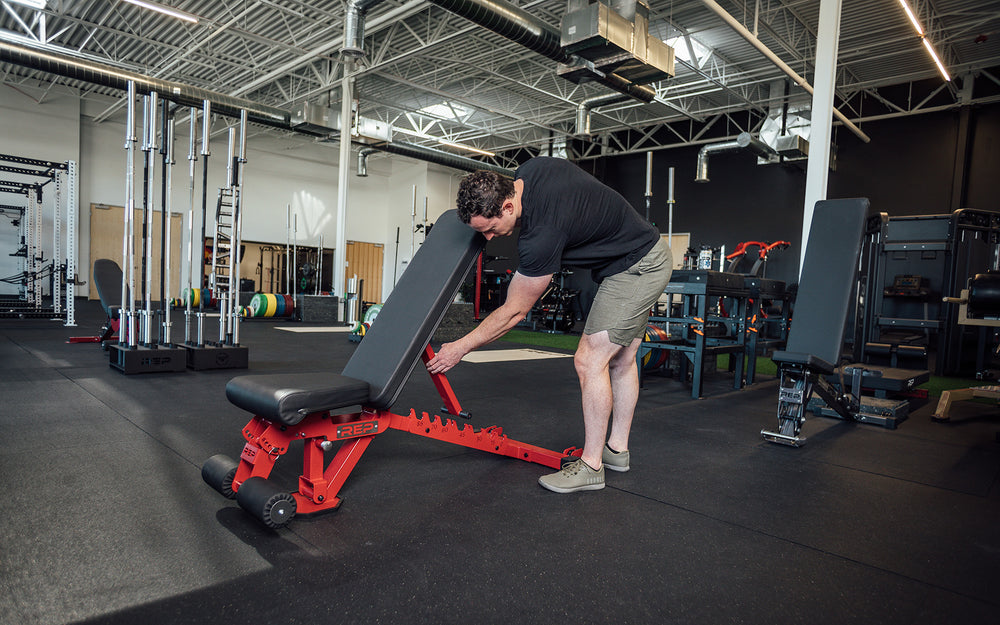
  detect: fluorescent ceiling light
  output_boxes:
[897,0,950,82]
[394,127,495,157]
[898,0,923,35]
[6,0,47,9]
[122,0,199,24]
[922,38,951,82]
[437,140,495,157]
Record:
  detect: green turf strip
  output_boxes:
[499,329,980,396]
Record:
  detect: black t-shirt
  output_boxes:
[515,157,659,283]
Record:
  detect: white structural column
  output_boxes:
[334,61,355,302]
[800,0,844,275]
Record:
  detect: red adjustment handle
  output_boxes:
[422,345,467,418]
[760,241,791,258]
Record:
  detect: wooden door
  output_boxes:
[89,203,182,301]
[345,240,384,304]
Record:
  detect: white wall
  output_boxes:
[1,84,466,302]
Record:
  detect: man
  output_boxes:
[426,157,672,493]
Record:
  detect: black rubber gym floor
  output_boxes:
[2,300,998,625]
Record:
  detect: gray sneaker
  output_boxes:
[538,458,605,493]
[602,445,630,472]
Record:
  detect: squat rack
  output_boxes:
[0,152,78,325]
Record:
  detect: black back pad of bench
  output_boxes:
[341,209,486,411]
[93,259,123,316]
[772,198,869,374]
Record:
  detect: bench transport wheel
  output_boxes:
[201,454,239,499]
[236,477,297,528]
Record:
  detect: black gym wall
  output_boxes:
[478,98,1000,317]
[592,99,1000,287]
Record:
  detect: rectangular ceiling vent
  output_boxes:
[558,0,675,85]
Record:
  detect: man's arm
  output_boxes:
[426,271,553,373]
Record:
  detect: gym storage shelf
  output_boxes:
[642,269,750,399]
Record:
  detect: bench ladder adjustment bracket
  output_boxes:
[762,364,813,446]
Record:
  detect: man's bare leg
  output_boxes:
[574,331,642,469]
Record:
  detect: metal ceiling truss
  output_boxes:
[1,0,998,163]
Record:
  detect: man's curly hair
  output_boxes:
[456,170,515,224]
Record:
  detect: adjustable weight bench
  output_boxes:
[762,199,871,446]
[202,209,576,528]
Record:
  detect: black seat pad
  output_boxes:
[771,350,835,375]
[226,372,371,425]
[831,364,930,391]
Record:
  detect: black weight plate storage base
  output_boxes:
[807,395,910,429]
[108,344,187,374]
[182,344,249,370]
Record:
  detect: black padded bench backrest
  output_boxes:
[774,198,869,373]
[93,259,123,316]
[341,209,486,411]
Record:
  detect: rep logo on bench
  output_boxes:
[336,420,380,439]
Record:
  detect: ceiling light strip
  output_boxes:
[6,0,47,10]
[122,0,199,24]
[898,0,950,81]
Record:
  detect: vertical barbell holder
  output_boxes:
[121,81,138,349]
[158,102,169,344]
[140,91,159,348]
[163,118,175,347]
[197,99,211,348]
[231,109,248,346]
[184,106,198,345]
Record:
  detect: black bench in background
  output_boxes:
[763,199,929,446]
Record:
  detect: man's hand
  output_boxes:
[424,271,552,375]
[426,341,467,374]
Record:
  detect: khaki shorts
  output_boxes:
[583,238,673,346]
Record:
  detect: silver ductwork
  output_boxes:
[0,40,506,176]
[0,40,290,129]
[559,0,675,87]
[364,141,514,176]
[342,0,388,57]
[694,132,775,183]
[430,0,570,63]
[357,148,376,177]
[426,0,656,103]
[575,93,631,135]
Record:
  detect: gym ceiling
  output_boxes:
[1,0,998,169]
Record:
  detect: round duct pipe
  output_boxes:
[429,0,569,63]
[1,40,508,177]
[0,41,290,130]
[366,141,513,177]
[342,0,388,57]
[575,94,631,135]
[356,148,377,177]
[694,132,773,183]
